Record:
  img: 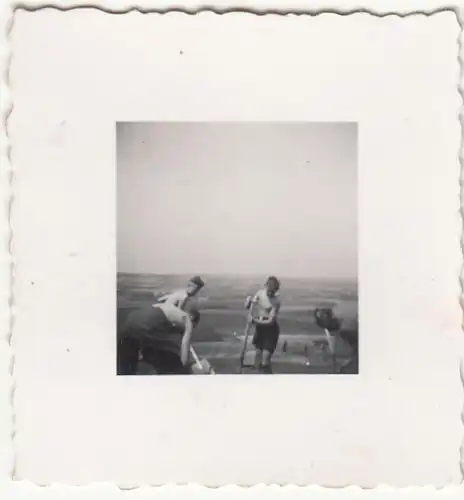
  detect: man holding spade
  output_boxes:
[154,275,213,373]
[245,276,282,373]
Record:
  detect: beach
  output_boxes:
[117,273,358,374]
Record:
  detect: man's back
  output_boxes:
[156,289,186,307]
[157,288,201,310]
[121,303,187,339]
[333,301,358,333]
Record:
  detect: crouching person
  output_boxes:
[118,301,204,375]
[314,304,358,374]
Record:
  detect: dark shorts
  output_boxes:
[252,321,280,354]
[339,328,358,350]
[142,347,190,375]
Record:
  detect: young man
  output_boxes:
[156,275,205,311]
[118,301,202,375]
[247,276,281,373]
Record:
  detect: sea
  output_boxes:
[117,273,358,374]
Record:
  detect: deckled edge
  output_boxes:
[0,3,463,496]
[458,3,464,487]
[1,0,463,16]
[1,0,14,489]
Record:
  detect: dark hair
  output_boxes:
[313,308,341,332]
[189,276,205,289]
[189,309,201,326]
[266,276,280,289]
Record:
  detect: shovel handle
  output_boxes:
[190,345,215,374]
[189,345,202,366]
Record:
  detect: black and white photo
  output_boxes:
[9,10,462,488]
[116,122,358,375]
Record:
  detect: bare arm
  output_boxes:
[247,295,258,324]
[255,301,280,325]
[267,303,280,323]
[180,315,194,366]
[255,314,274,325]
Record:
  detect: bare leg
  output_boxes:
[261,349,273,373]
[254,349,263,370]
[261,349,272,366]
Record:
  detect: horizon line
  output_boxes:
[117,271,358,281]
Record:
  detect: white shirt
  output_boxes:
[251,289,281,320]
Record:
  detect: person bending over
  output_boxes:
[118,301,202,375]
[314,304,358,374]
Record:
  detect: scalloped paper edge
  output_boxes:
[0,1,462,497]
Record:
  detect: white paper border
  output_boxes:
[1,0,463,499]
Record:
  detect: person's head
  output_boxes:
[265,276,280,296]
[186,276,205,297]
[188,308,201,328]
[313,306,344,332]
[314,307,334,323]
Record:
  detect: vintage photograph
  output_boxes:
[117,122,358,375]
[10,9,461,489]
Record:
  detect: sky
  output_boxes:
[117,122,357,279]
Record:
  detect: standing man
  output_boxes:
[247,276,282,373]
[118,301,204,375]
[156,275,205,311]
